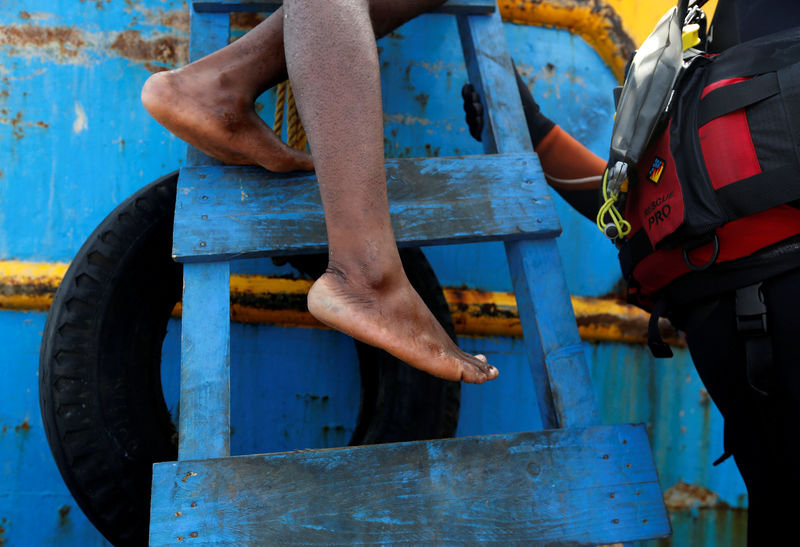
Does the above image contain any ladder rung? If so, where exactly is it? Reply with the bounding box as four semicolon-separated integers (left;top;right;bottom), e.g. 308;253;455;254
172;153;559;263
150;424;670;545
192;0;496;15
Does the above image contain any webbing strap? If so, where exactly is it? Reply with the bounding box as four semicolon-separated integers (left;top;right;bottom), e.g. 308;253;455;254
618;229;653;279
697;72;780;127
705;28;800;82
778;62;800;165
715;165;800;221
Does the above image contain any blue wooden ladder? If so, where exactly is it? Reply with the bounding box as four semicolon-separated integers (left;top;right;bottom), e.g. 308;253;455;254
149;1;671;544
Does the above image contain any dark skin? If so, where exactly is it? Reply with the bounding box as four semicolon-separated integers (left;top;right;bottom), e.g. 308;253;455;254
141;0;498;384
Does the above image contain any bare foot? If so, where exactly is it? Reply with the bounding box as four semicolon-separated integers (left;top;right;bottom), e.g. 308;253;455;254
307;268;499;384
141;68;313;172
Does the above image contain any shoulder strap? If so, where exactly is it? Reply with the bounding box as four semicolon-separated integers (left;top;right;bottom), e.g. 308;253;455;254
697;72;780;127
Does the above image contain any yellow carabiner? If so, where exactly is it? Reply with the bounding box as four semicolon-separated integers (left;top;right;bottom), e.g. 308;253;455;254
596;169;632;239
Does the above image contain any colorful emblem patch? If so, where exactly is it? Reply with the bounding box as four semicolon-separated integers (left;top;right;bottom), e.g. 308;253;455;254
648;157;665;184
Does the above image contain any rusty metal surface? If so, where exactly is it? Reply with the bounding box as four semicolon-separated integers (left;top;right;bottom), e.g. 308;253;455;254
499;0;635;82
0;260;682;346
0;2;746;545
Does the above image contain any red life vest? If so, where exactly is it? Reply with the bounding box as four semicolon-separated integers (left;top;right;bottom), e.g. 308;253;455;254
618;27;800;310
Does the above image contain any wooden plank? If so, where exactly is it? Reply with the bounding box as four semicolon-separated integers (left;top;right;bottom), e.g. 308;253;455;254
192;0;496;15
506;240;600;428
458;11;600;429
150;424;671;545
180;262;231;460
172;153;559;262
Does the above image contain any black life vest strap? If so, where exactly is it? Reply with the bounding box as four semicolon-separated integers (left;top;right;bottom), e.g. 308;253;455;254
778;61;800;164
715;164;800;220
618;228;653;280
705;28;800;82
697;72;780;127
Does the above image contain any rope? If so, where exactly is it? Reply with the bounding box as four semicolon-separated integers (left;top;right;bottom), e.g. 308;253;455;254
273;81;287;137
273;80;308;152
285;84;308;151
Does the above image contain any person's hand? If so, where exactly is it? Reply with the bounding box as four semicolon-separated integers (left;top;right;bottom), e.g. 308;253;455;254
461;83;483;142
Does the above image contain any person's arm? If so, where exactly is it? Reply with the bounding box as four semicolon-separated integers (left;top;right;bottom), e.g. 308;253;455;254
462;68;606;221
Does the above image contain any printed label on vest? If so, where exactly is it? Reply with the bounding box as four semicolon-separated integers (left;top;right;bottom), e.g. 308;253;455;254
644;190;674;228
625;122;685;247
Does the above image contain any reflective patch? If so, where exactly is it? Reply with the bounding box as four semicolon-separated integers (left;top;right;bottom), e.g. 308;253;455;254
648;156;665;184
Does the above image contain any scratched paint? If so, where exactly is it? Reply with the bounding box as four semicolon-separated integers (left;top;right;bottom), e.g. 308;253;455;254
0;1;745;546
0;259;683;344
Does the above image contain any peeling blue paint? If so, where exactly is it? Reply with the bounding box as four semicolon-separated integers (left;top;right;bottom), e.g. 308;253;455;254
0;3;746;545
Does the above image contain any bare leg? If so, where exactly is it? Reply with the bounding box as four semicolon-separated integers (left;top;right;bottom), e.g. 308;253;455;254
142;0;498;383
141;1;450;172
284;0;497;383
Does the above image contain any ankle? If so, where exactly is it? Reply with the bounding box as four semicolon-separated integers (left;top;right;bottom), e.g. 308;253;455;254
325;257;405;292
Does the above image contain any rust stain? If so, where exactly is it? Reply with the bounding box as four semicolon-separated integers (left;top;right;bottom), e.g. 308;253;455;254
109;30;188;68
231;13;267;33
181;471;198;483
0;111;24;139
0;23;188;70
0;275;58;303
0;260;682;346
81;0;109;10
127;4;191;34
14;419;31;433
58;505;70;526
157;11;191;34
664;481;728;511
0;24;86;59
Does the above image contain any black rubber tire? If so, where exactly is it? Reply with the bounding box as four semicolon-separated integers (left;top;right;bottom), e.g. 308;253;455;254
39;172;460;546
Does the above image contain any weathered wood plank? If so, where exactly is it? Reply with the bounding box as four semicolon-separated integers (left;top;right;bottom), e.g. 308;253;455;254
458;11;600;429
192;0;496;15
180;263;231;460
173;153;559;262
150;424;670;545
507;240;601;428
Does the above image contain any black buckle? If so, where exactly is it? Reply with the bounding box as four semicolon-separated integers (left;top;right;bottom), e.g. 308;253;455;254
735;282;767;335
736;283;772;396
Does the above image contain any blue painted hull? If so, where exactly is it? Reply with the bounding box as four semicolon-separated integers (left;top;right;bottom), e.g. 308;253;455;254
0;2;746;545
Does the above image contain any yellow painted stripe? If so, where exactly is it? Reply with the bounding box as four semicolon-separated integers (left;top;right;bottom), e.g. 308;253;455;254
0;260;681;346
500;0;718;82
0;260;69;311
